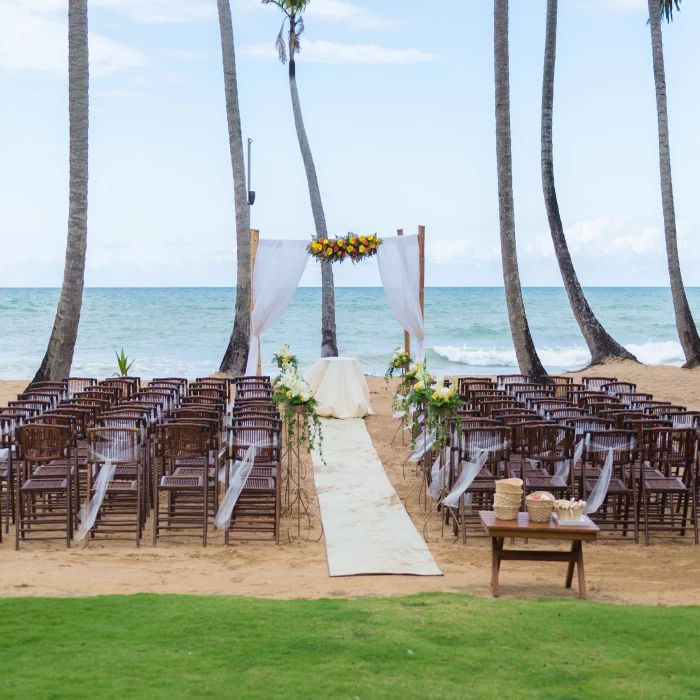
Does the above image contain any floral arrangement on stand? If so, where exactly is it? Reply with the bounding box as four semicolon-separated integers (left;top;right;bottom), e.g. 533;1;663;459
272;344;299;370
307;233;382;264
273;367;323;459
425;381;465;452
384;346;412;384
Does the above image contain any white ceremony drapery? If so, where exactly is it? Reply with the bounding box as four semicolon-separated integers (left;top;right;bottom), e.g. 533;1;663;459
377;235;425;360
245;239;309;376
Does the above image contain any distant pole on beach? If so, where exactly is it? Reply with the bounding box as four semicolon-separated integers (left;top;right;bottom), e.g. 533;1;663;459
418;224;425;324
397;229;411;357
250;228;260;375
247;138;255;211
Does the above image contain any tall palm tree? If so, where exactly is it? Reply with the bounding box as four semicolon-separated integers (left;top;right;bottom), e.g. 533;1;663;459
263;0;338;358
494;0;546;379
217;0;251;376
647;0;700;368
33;0;89;384
541;0;637;365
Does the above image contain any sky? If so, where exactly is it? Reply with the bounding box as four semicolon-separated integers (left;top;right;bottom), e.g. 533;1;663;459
0;0;698;288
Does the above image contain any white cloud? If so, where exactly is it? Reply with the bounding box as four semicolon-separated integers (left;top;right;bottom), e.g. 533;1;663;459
0;1;146;77
565;0;647;12
613;226;663;254
527;234;555;260
428;237;500;265
307;0;395;30
241;40;439;65
159;48;207;61
92;0;215;23
565;215;628;252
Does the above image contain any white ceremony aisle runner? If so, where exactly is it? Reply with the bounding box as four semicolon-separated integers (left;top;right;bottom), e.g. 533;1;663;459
311;418;442;577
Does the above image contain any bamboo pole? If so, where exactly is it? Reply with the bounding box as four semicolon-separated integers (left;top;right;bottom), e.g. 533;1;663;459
397;229;411;357
250;229;261;376
418;225;425;320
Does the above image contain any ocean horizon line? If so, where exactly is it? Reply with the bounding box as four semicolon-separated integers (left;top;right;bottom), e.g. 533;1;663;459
0;285;693;291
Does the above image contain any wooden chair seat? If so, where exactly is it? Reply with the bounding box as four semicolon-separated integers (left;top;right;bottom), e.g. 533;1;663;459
22;478;68;491
159;475;203;489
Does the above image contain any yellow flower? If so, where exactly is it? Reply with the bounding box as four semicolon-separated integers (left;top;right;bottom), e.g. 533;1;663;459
359;245;365;253
360;236;366;243
367;234;374;240
348;245;354;252
432;391;439;400
287;390;292;398
326;249;333;256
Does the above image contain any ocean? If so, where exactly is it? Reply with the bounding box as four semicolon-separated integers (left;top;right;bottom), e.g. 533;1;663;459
0;287;696;380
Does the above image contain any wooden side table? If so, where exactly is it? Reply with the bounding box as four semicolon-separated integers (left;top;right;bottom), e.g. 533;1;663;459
479;511;599;599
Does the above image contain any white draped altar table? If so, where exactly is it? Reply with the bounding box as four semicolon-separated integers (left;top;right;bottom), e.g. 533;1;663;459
305;357;374;419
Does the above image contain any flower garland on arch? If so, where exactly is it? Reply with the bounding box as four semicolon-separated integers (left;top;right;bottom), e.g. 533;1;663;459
307;233;382;264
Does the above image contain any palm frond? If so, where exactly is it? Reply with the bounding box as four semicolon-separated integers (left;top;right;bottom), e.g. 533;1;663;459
660;0;681;23
293;15;304;54
276;22;288;63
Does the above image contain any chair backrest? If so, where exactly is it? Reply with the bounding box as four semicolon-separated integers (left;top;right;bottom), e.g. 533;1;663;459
546;407;587;421
581;376;617;390
18;424;68;463
643;427;697;467
228;423;280;463
661;411;700;429
522;424;574;460
460;426;511;465
159;423;211;460
87;427;141;465
565;417;614;436
582;429;636;467
65;377;98;396
601;381;636;395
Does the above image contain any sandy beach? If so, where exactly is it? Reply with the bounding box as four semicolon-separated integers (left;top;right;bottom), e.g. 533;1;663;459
1;362;700;605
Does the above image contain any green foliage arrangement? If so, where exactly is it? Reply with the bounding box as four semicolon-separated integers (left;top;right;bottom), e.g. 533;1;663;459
114;348;134;377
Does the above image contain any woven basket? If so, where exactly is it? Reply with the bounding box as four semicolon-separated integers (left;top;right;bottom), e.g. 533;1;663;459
494;493;522;508
493;504;520;521
497;478;523;494
525;498;554;523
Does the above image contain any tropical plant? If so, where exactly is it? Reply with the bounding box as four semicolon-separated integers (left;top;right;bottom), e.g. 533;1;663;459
263;0;339;359
114;348;134;377
646;0;700;368
32;0;89;384
493;0;547;381
540;0;637;366
217;0;252;376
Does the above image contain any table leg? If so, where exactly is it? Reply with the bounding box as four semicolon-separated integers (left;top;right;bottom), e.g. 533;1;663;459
575;541;587;599
565;541;576;589
491;536;500;597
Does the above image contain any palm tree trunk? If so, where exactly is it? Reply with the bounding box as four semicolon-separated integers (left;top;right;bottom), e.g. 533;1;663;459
217;0;252;376
541;0;637;366
494;0;546;380
288;57;338;358
647;0;700;368
32;0;89;384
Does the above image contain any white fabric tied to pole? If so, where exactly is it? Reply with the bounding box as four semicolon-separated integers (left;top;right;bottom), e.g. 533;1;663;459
245;239;310;376
551;439;585;488
408;428;436;462
377;235;425;360
214;444;258;530
441;440;510;509
75;446;137;542
583;436;633;515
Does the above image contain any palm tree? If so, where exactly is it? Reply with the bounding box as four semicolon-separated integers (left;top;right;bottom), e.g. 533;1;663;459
647;0;700;368
541;0;637;365
494;0;546;379
33;0;89;384
217;0;252;376
263;0;338;358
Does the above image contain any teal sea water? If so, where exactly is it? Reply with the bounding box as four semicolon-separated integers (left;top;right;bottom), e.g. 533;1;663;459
0;288;696;380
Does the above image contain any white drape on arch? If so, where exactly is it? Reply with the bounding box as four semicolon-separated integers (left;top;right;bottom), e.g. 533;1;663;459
376;234;425;360
245;239;309;376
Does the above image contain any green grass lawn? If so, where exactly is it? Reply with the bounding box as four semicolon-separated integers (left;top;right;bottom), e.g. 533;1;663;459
0;593;698;699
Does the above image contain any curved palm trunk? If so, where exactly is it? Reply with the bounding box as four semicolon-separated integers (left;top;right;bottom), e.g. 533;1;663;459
541;0;637;366
33;0;89;384
217;0;251;376
494;0;546;380
647;0;700;368
289;57;338;358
